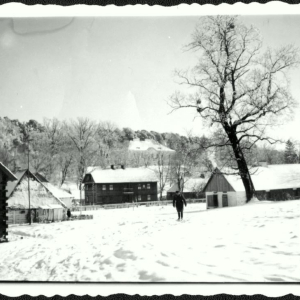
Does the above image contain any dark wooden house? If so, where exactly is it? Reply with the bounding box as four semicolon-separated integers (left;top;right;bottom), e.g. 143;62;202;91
0;162;17;242
82;166;158;205
203;164;300;209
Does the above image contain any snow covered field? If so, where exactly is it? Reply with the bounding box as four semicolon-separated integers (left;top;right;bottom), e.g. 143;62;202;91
1;200;299;282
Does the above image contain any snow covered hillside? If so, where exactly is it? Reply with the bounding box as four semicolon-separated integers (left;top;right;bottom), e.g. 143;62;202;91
1;200;299;282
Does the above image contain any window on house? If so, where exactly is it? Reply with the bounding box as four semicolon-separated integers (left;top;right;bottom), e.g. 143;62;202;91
147;183;151;189
138;195;141;201
143;184;146;189
102;185;106;191
138;184;141;190
109;184;113;190
147;195;151;201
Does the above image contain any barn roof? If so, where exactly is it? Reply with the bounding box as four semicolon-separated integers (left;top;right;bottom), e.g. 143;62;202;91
34;173;49;183
0;162;17;181
42;182;74;200
128;139;175;152
207;164;300;192
34;173;74;200
167;178;208;193
7;169;67;209
84;167;158;184
6;171;26;197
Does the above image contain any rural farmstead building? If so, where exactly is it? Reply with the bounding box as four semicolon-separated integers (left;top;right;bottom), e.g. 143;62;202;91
83;166;158;205
6;169;67;224
203;164;300;209
128;138;176;155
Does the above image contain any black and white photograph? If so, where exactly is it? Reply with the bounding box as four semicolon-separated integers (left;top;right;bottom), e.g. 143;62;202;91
0;3;300;288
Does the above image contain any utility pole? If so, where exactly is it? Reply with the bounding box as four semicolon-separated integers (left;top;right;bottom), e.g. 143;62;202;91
27;139;31;225
79;178;82;216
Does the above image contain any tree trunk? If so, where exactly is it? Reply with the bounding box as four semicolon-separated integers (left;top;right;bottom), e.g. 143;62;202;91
223;124;255;202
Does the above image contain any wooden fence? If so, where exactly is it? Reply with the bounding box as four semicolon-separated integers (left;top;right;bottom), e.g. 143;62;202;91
71;198;206;212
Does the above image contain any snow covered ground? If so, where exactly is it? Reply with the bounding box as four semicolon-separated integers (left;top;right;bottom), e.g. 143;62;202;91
0;200;299;282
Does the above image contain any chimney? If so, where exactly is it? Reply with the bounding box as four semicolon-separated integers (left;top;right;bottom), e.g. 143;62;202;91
111;165;115;170
121;165;125;170
258;161;268;167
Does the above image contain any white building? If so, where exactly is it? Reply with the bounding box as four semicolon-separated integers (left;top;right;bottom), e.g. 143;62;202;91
203;164;300;209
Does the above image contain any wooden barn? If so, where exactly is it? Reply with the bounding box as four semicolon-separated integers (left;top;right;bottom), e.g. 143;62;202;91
6;169;67;224
83;165;158;205
167;178;207;200
203;164;300;209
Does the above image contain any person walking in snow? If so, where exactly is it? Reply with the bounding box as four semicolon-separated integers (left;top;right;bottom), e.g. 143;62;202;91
67;209;71;219
173;190;187;221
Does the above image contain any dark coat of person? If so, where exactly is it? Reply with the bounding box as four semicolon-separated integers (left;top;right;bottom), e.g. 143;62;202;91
67;209;71;218
173;193;187;211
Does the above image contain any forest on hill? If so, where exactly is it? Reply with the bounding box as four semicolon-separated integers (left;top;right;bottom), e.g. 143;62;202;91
0;116;295;188
0;117;208;186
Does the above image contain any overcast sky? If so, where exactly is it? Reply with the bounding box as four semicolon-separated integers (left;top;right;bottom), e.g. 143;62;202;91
1;15;300;141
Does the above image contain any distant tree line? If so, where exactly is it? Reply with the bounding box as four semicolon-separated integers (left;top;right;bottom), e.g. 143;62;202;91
0;117;207;189
0;116;297;193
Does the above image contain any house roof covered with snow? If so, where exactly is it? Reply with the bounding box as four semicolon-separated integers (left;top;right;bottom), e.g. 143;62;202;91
128;139;175;153
7;170;66;209
0;162;17;181
34;173;74;200
84;167;158;184
42;182;74;200
6;171;27;197
206;164;300;192
168;178;208;193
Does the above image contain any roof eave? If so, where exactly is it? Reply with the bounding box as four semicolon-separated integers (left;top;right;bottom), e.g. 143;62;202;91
0;162;17;181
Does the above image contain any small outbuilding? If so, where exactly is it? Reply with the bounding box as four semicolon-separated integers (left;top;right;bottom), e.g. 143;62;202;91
203;164;300;209
6;169;67;224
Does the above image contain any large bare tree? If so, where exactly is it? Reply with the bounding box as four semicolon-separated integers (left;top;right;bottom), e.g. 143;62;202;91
170;135;201;193
169;16;299;201
149;152;172;200
66;118;97;186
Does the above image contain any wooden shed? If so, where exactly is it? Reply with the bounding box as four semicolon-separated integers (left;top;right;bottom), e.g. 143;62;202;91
203;164;300;209
6;169;66;224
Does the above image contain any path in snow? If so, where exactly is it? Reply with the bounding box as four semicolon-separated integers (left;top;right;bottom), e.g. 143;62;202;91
0;201;299;282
